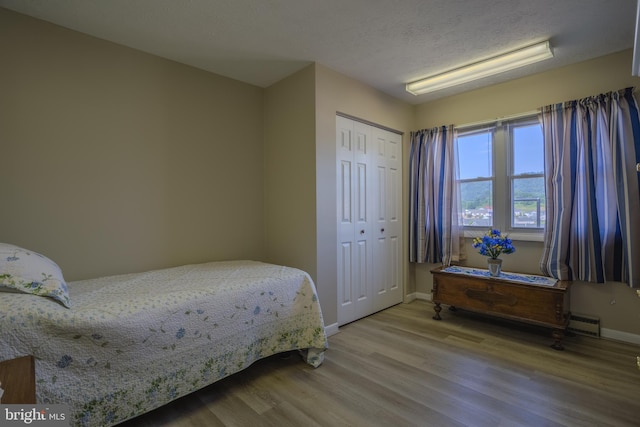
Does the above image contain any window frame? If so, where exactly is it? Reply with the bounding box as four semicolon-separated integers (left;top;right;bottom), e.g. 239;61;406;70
506;116;546;235
457;114;544;241
457;126;496;230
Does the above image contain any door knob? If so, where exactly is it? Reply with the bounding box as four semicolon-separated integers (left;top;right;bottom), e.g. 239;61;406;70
381;228;385;233
360;230;365;235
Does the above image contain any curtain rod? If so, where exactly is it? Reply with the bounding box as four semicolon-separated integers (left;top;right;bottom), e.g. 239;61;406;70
456;109;539;130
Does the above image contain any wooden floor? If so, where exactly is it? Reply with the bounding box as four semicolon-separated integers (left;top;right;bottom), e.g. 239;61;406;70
120;300;640;427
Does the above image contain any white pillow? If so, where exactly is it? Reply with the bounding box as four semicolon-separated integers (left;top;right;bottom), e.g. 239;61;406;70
0;243;71;308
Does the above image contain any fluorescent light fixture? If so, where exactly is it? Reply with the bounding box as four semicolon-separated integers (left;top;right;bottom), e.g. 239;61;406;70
406;41;553;95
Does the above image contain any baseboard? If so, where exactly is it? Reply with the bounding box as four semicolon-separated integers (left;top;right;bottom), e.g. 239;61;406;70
404;292;417;303
414;292;432;301
324;322;340;337
404;292;432;303
601;328;640;345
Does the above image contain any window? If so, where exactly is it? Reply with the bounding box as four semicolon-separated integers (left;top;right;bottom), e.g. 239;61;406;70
458;129;494;227
510;122;545;229
456;115;545;238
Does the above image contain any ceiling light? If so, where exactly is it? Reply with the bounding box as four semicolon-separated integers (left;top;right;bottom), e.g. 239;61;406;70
406;41;553;96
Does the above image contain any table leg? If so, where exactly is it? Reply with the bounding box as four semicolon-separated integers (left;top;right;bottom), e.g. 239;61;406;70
551;328;565;351
433;302;442;320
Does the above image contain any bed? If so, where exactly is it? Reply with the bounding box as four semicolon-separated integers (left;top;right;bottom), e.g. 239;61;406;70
0;243;328;426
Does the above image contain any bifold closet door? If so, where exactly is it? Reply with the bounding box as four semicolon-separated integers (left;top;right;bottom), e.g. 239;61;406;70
371;127;402;312
336;116;402;326
337;116;373;325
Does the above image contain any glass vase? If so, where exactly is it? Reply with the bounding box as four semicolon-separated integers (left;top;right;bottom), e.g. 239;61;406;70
487;258;502;277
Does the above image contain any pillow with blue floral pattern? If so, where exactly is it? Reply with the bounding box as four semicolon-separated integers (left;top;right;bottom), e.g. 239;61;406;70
0;243;71;308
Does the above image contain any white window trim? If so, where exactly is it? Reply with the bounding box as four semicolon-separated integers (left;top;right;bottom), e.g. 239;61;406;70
463;229;544;242
457;114;544;242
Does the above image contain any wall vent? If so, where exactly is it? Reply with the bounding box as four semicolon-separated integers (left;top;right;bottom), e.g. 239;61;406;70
568;313;600;337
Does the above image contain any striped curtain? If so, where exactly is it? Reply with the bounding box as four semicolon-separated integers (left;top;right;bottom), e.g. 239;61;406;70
540;88;640;287
409;125;464;264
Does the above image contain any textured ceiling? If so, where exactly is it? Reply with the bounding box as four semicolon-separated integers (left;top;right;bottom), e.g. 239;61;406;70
0;0;636;104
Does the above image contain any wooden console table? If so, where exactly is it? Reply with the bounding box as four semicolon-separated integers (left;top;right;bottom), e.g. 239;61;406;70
430;266;571;350
0;355;36;404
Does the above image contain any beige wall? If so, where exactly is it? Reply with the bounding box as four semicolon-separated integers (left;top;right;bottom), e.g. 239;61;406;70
263;65;317;279
3;6;638;341
315;64;415;326
414;50;640;340
264;63;416;328
0;8;266;280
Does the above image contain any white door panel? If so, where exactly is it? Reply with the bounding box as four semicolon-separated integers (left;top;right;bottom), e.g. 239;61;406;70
372;127;403;312
339;241;353;306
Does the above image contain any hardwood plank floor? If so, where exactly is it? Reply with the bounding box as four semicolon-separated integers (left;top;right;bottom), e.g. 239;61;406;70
119;301;640;427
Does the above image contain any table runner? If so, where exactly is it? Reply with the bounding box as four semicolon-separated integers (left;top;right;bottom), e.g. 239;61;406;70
442;265;558;286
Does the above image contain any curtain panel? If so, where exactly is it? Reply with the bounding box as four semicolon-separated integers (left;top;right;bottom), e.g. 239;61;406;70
539;88;640;287
409;125;464;265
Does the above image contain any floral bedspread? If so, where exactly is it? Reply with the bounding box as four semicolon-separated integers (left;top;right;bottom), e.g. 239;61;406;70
0;260;328;426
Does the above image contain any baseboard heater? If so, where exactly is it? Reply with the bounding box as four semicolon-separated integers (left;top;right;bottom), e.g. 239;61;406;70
568;313;601;337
